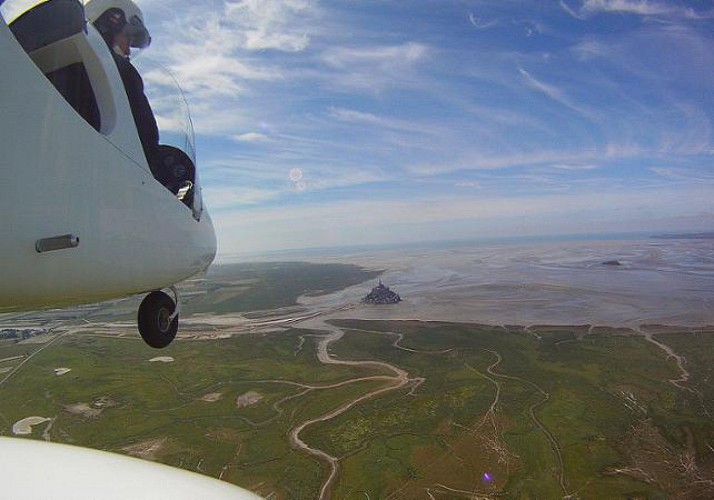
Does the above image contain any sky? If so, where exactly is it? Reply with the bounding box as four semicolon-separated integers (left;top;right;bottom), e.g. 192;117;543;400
7;0;714;257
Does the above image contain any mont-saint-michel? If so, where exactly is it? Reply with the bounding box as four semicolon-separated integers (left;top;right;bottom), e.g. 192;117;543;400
1;237;713;500
362;280;401;304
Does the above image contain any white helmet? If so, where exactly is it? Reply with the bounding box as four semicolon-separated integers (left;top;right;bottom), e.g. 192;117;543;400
85;0;151;48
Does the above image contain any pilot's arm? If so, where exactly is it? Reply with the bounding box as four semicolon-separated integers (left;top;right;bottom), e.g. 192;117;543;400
113;53;159;171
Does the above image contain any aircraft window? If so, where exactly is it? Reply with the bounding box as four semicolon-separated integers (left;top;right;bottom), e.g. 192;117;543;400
133;57;203;219
135;58;197;165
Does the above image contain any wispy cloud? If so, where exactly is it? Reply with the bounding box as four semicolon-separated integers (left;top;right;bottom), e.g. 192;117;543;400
649;166;714;182
224;0;315;51
570;40;609;61
583;0;674;16
561;0;712;20
468;12;499;30
123;0;714;253
403;144;654;177
455;180;483;189
321;42;427;68
135;0;322;135
550;163;600;171
559;1;585;19
318;42;429;92
518;67;594;118
328;107;381;125
327;107;447;139
233;132;270;142
518;68;567;103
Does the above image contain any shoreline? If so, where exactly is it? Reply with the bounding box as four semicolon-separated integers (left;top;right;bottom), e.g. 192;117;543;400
295;298;714;333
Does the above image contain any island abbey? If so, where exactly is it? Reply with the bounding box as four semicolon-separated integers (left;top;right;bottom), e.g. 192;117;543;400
363;280;401;304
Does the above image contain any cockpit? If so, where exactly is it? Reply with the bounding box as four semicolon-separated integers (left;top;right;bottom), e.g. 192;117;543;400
1;0;204;221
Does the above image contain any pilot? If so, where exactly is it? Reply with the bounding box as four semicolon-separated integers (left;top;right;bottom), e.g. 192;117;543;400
85;0;159;172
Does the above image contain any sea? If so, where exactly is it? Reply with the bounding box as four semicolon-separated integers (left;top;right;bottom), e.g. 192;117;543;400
283;233;714;328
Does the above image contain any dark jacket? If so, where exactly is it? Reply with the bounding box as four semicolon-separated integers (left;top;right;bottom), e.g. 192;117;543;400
112;52;159;170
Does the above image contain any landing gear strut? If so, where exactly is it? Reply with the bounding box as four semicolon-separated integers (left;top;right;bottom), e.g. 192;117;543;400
137;288;179;348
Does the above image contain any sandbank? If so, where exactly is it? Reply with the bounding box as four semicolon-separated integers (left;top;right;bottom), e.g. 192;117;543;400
149;356;174;363
12;416;51;435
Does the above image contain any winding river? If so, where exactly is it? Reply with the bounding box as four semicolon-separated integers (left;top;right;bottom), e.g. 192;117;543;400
288;319;411;500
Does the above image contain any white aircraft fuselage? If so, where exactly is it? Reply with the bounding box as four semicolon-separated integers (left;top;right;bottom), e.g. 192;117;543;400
0;3;216;314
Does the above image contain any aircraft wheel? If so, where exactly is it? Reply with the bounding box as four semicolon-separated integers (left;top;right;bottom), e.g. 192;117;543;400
138;291;178;348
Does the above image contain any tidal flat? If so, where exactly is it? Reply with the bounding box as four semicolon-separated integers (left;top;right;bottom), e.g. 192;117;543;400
297;237;714;327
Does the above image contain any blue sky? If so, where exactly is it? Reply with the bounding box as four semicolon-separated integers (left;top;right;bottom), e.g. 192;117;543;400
46;1;714;255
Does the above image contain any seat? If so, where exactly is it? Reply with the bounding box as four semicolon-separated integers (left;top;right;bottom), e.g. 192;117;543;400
44;62;101;131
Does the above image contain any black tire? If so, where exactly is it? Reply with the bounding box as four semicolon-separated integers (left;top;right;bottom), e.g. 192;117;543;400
137;291;178;348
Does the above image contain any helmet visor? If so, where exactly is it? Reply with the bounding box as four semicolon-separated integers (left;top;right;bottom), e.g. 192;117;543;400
126;14;151;48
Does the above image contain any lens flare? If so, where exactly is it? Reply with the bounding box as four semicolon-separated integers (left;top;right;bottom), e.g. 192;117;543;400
482;471;493;483
289;168;303;182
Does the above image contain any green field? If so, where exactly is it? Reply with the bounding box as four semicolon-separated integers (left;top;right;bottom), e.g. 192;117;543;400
1;322;711;499
0;262;712;499
320;321;714;499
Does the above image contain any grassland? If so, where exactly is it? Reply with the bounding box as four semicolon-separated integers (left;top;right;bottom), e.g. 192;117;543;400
1;320;711;499
0;261;712;499
311;321;714;499
0;331;386;499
